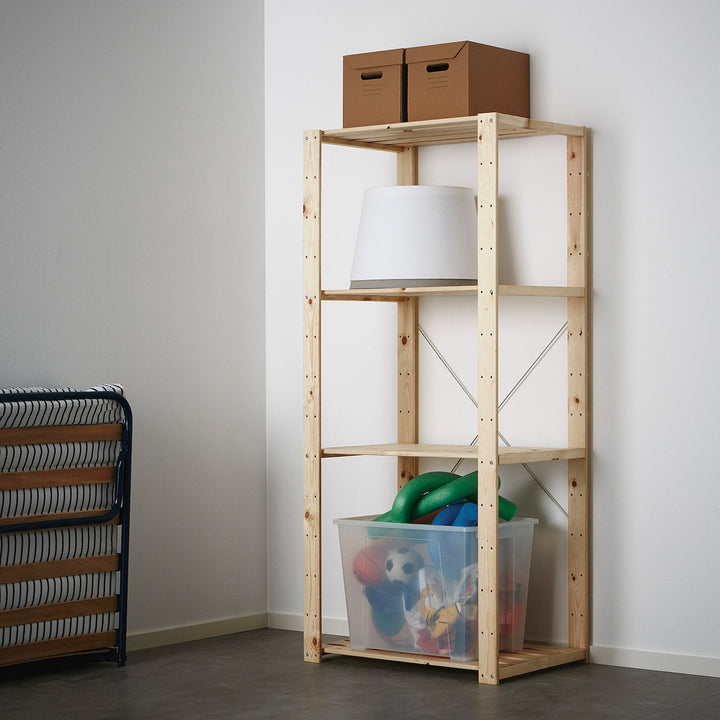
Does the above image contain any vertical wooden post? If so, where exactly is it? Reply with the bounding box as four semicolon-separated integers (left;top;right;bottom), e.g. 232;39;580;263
567;130;590;658
396;147;419;490
303;130;322;662
476;114;500;684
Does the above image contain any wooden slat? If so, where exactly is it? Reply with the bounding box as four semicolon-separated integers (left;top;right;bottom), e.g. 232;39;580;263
567;131;590;657
476;112;500;685
323;286;477;300
0;554;119;584
0;631;117;667
302;129;323;663
0;465;115;490
320;134;406;153
499;645;587;679
0;424;123;447
322;639;586;678
321;115;585;150
0;508;119;528
321;443;585;463
396;146;419;490
397;297;419;488
499;446;586;464
498;285;584;297
323;117;480;147
322;285;582;300
322;639;479;670
1;515;121;535
0;596;118;628
323;443;475;458
495;114;586;138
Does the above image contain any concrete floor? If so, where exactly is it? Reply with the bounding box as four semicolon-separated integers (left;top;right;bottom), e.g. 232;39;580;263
2;629;719;720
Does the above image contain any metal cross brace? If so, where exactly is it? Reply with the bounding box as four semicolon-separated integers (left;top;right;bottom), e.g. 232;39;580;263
418;322;569;518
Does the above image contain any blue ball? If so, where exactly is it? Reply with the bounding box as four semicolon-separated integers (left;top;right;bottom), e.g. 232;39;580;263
453;502;478;526
432;501;465;526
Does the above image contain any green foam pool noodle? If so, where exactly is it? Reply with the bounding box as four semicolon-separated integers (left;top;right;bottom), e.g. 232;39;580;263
411;471;479;518
498;495;517;521
373;471;458;524
373;470;517;524
412;471;517;522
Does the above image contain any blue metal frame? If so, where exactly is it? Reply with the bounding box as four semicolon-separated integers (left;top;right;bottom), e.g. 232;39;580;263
0;390;132;666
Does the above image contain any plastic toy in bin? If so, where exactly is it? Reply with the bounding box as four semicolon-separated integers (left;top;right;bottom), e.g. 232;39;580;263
372;470;517;526
351;545;386;586
404;566;477;657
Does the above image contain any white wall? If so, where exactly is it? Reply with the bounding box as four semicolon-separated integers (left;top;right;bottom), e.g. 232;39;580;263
0;0;267;638
265;0;720;675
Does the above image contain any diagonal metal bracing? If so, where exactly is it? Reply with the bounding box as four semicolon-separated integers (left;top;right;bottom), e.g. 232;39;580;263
418;322;569;518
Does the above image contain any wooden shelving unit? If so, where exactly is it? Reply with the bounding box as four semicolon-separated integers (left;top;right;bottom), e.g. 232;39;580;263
302;113;589;684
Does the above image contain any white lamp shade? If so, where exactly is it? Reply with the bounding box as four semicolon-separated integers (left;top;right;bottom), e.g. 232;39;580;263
350;185;478;289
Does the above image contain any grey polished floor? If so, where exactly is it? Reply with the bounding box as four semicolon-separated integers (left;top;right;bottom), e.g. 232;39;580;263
2;629;719;720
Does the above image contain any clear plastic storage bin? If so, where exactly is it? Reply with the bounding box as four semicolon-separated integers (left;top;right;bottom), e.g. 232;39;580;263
335;516;538;661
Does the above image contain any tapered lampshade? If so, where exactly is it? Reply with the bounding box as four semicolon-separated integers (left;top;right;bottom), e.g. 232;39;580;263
350;185;477;289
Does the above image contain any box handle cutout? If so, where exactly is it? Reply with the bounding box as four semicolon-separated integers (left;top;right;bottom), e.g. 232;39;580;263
427;63;450;73
361;70;383;80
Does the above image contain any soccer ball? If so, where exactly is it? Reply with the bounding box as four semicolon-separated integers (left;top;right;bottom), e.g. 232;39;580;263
385;547;423;586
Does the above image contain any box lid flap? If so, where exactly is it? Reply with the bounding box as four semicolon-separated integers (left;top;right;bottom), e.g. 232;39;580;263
344;48;405;70
406;41;468;64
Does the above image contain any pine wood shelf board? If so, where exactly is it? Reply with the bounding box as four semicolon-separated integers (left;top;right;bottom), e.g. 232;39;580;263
322;285;584;300
323;639;586;679
499;644;587;679
499;285;584;298
321;114;585;150
321;443;585;463
322;639;478;670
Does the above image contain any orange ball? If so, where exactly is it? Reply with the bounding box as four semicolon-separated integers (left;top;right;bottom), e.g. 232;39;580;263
352;545;386;586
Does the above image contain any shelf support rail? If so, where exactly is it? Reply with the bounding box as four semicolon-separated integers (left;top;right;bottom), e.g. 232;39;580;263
476;113;500;684
302;131;323;662
567;131;590;657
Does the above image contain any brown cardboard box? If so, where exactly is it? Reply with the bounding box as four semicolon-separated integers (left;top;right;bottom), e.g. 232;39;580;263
343;48;406;128
406;41;529;121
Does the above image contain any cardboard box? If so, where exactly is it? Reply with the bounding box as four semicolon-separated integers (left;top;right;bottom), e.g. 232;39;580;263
335;516;538;659
406;41;529;121
343;48;406;128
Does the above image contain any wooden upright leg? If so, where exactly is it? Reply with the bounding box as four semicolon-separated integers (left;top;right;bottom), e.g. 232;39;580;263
567;131;590;658
397;147;419;490
476;114;500;684
397;297;418;488
303;130;322;662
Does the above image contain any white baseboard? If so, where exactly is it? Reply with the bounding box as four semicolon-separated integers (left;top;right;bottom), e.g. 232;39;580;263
268;614;720;679
127;613;268;652
268;612;348;636
590;645;720;678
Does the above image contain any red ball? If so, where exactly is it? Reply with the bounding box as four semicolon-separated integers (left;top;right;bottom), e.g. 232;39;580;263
352;546;386;586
